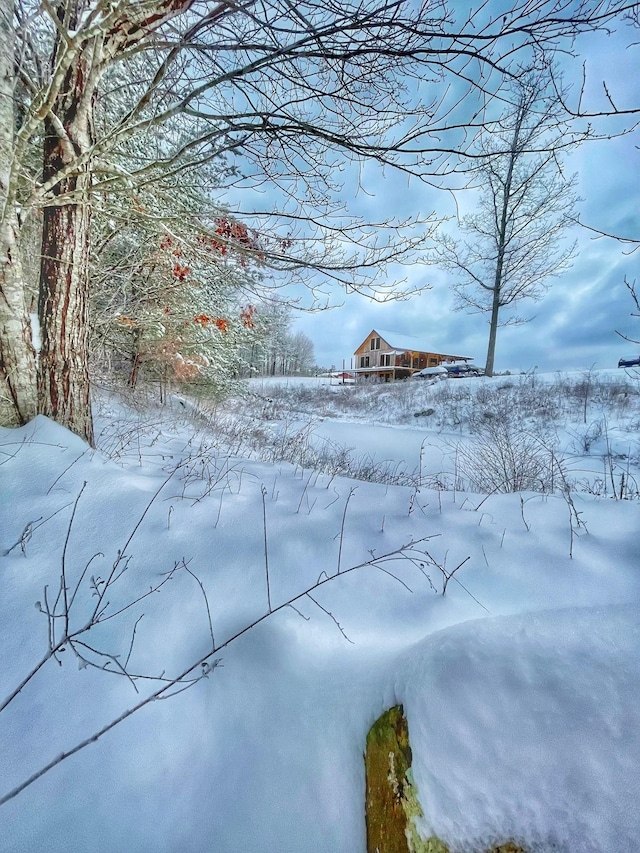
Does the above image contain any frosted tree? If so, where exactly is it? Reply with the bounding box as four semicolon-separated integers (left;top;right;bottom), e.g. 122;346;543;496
286;331;316;376
434;74;580;376
89;150;262;397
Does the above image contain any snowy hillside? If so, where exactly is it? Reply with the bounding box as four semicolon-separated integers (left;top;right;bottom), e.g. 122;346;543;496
1;371;639;852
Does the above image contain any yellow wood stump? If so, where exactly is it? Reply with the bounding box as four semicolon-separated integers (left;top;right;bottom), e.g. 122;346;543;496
364;705;527;853
365;705;414;853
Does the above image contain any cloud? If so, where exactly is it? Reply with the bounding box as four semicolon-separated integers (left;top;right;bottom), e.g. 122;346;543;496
297;232;638;372
288;21;639;374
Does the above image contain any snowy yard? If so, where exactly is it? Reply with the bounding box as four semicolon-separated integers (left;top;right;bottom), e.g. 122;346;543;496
1;370;639;852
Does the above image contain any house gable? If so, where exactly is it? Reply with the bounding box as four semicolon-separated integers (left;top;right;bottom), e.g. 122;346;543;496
353;328;472;378
354;330;389;357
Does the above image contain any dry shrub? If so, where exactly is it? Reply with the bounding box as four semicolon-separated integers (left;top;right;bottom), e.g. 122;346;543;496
456;420;557;493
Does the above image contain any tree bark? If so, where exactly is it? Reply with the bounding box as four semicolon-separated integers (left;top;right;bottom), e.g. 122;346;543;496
36;2;95;444
484;105;523;378
38;173;94;444
484;284;502;378
0;0;37;428
0;216;37;428
36;0;196;444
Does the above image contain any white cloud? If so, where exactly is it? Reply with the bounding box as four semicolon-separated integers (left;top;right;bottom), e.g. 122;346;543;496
286;21;639;373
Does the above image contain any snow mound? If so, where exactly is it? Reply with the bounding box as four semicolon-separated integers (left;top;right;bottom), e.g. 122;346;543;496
399;604;640;852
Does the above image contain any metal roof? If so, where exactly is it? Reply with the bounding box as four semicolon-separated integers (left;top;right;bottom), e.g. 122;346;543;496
371;329;426;351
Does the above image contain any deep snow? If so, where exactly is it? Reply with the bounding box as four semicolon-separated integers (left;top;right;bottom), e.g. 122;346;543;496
1;373;639;852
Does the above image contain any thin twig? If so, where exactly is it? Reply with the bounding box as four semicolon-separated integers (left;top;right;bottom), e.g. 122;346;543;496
181;560;215;648
261;484;271;612
46;450;88;494
336;487;356;574
306;594;354;644
519;495;530;531
72;640;139;693
372;564;413;593
90;466;182;623
124;615;144;670
60;483;88;638
442;556;470;595
2;518;42;556
289;604;310;621
69;552;104;610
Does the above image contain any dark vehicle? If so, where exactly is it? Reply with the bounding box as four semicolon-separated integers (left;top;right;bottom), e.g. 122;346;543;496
618;356;640;368
444;364;483;377
444;364;467;377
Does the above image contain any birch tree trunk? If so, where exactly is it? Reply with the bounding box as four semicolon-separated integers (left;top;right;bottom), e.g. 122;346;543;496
0;0;37;428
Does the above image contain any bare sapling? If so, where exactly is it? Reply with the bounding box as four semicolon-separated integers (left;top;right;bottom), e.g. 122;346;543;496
1;467;214;727
2;521;480;808
336;487;357;574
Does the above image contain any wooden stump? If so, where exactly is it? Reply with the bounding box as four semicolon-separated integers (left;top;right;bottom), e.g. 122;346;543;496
364;704;416;853
364;705;528;853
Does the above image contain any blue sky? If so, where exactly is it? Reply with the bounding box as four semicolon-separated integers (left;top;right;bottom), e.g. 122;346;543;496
289;18;639;374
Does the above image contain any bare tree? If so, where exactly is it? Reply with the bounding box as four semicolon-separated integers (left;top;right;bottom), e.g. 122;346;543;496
616;277;640;348
287;331;316;375
434;73;580;376
1;0;637;438
551;8;639;252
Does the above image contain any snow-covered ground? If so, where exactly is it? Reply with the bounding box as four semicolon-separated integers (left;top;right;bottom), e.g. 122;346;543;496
243;370;640;495
1;371;639;852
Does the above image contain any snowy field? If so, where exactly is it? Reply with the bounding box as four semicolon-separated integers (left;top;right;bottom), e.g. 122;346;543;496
242;370;640;495
1;370;639;852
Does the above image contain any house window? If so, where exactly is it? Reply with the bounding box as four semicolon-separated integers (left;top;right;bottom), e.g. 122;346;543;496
429;358;438;366
412;357;419;368
370;337;380;350
380;353;392;366
360;356;370;368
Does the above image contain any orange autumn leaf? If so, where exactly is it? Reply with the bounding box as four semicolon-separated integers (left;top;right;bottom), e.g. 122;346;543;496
193;314;229;332
117;315;138;328
240;304;256;328
193;314;212;326
173;264;190;281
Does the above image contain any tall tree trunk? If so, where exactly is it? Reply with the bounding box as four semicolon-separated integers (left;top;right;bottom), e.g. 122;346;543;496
484;285;501;378
38;170;94;444
35;0;195;444
0;0;37;427
37;3;95;444
484;107;523;378
0;216;37;428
